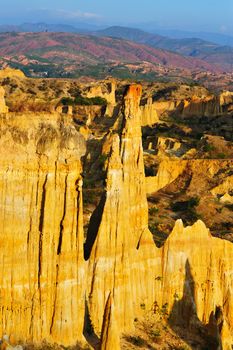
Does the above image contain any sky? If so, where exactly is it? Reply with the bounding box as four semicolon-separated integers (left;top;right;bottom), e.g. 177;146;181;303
1;0;233;35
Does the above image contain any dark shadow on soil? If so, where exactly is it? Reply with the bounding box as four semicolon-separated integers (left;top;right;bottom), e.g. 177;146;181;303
169;260;223;350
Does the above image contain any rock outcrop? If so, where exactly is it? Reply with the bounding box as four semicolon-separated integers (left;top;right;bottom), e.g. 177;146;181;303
211;175;233;196
154;100;180;118
146;159;232;194
140;97;159;126
140;90;233;125
146;159;188;193
181;95;222;117
220;193;233;204
85;80;116;116
156;136;183;158
173;92;233;118
220;91;233;111
0;68;25;79
87;119;233;347
153;220;233;349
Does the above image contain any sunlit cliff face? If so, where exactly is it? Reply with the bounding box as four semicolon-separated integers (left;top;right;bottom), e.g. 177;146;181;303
0;78;232;349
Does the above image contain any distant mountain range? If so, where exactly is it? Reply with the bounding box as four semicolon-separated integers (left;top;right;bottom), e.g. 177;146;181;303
0;23;232;72
1;22;233;47
0;22;88;33
0;31;216;70
96;26;233;71
143;28;233;47
0;29;232;85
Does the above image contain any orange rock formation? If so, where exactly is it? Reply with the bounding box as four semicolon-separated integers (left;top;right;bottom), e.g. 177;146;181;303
85;84;155;334
0;84;233;349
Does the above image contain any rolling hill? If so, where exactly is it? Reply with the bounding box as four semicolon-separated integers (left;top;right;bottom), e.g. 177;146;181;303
0;31;225;80
0;31;214;69
97;26;233;71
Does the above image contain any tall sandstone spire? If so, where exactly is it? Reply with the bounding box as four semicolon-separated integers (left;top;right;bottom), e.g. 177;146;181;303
86;85;157;334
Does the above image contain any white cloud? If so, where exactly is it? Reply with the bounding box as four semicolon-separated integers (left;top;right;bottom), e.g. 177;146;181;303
59;9;100;20
37;8;101;20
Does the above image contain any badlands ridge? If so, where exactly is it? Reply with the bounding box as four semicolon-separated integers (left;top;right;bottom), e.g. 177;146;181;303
0;69;232;349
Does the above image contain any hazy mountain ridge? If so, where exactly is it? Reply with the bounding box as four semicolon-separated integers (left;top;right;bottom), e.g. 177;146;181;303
0;22;101;33
1;22;233;47
97;26;233;70
149;28;233;47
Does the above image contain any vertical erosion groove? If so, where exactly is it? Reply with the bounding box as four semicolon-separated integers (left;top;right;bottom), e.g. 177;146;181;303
50;263;59;335
38;174;48;289
57;175;68;255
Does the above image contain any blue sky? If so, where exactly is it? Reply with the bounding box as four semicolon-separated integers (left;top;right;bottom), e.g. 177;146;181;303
1;0;233;34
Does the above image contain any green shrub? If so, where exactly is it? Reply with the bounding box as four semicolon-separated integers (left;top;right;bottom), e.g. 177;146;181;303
74;95;107;106
90;96;107;105
171;196;200;212
140;303;146;310
149;223;158;235
188;196;200;208
153;301;169;319
61;95;107;106
203;143;216;152
160;303;169;317
126;336;146;347
61;97;74;106
149;207;159;215
216;153;227;159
